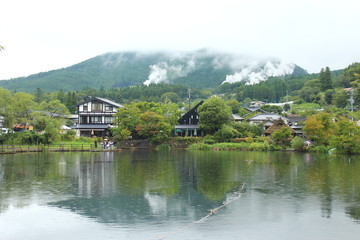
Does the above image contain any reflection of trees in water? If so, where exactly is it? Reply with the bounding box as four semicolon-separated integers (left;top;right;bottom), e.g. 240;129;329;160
1;151;360;224
346;206;360;223
305;154;360;222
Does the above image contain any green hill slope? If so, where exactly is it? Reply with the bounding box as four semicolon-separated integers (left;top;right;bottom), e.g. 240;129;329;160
0;49;308;92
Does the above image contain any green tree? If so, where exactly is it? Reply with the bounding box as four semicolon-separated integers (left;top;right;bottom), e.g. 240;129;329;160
43;118;61;143
291;136;306;151
338;63;360;87
112;103;141;141
330;117;360;154
303;112;336;146
112;101;180;141
324;89;335;105
226;99;241;114
332;89;348;108
319;67;333;91
198;97;233;134
34;88;45;103
349;72;360;107
38;100;70;117
135;111;173;142
214;124;239;142
0;87;15;127
271;126;293;146
12;92;37;125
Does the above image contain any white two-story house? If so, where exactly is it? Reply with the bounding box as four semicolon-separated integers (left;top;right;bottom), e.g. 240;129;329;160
72;97;123;137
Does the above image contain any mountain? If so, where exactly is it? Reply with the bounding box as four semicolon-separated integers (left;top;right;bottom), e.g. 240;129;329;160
0;49;308;92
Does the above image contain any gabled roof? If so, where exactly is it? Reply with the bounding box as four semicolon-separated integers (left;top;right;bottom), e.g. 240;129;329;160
286;116;306;123
245;107;267;113
248;113;283;121
179;101;204;123
76;97;124;108
264;119;295;135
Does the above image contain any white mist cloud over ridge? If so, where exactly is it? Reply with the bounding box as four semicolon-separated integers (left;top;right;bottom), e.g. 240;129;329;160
142;50;297;86
223;60;295;85
143;63;169;86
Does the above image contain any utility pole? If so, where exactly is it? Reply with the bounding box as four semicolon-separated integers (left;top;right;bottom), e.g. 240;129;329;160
188;88;191;110
350;88;354;122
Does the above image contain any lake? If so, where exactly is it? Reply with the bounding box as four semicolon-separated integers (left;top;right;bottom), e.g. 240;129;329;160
1;150;360;240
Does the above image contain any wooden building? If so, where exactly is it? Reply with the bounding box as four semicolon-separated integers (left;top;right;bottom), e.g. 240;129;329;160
72;97;123;137
174;101;204;137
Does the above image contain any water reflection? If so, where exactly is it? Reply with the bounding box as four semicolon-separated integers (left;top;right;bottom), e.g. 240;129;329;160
1;151;360;226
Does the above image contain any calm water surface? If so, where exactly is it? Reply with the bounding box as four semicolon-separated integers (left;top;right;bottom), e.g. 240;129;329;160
1;150;360;240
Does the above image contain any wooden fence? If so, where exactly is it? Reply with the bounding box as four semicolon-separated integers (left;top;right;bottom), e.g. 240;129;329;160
0;144;118;154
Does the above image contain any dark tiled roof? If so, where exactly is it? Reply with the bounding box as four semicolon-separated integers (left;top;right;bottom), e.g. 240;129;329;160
76;97;123;108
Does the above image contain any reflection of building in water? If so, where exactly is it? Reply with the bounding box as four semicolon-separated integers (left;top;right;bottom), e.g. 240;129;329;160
144;192;167;215
70;152;117;197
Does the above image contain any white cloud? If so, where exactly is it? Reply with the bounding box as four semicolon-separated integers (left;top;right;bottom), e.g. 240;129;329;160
223;61;295;85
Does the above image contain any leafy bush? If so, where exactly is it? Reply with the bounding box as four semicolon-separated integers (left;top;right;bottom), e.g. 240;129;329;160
255;136;271;143
213;124;239;142
188;143;212;150
291;136;307;151
61;130;76;141
5;131;46;145
203;135;216;144
311;145;329;153
248;142;270;151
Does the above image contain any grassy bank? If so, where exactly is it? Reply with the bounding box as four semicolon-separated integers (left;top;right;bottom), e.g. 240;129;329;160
188;142;280;151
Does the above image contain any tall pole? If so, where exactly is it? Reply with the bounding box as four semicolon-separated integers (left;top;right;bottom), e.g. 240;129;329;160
188;88;191;110
350;88;354;122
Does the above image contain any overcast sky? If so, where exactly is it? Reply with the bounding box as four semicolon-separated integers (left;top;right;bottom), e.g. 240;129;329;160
1;0;359;80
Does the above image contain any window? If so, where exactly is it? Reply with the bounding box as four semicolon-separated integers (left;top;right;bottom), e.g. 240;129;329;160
105;104;113;112
89;116;102;123
92;102;103;111
80;116;88;124
83;103;88;112
104;116;114;123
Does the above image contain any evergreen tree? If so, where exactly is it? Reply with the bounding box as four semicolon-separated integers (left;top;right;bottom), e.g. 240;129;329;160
34;88;45;103
319;67;332;91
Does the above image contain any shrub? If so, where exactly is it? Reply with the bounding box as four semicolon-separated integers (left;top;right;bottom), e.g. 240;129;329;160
248;142;270;151
255;136;271;143
244;137;254;143
203;135;216;144
291;136;307;152
61;130;76;141
214;124;239;142
188;143;212;150
231;138;247;143
311;145;329;153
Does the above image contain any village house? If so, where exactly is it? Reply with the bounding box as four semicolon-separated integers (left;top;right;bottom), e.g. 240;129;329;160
248;113;306;137
247;113;284;129
174;101;204;137
263;119;296;136
72;97;123;137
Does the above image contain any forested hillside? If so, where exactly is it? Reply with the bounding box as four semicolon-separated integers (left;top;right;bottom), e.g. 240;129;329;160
0;49;307;92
